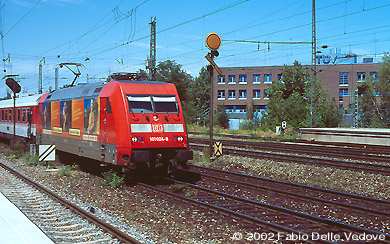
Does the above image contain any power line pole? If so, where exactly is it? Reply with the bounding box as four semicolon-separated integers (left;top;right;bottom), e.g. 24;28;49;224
147;17;156;80
310;0;316;127
39;61;42;94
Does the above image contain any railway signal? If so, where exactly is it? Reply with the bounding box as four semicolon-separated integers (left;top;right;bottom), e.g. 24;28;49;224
4;75;21;149
205;32;222;159
5;77;21;94
205;32;221;51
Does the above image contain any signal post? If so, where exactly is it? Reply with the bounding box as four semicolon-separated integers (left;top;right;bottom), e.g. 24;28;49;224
205;33;222;159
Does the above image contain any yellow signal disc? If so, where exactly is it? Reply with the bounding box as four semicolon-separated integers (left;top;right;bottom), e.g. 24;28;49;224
205;32;221;51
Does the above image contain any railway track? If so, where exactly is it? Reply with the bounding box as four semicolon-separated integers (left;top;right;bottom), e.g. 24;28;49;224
139;176;390;244
189;131;390;155
189;137;390;163
190;143;390;176
0;162;143;244
187;164;390;232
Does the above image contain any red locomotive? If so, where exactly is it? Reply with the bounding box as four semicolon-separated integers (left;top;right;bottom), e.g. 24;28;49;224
0;73;193;176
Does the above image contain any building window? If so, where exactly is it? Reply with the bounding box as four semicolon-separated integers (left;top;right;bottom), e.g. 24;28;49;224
264;89;269;99
228;90;236;99
228;75;236;84
225;105;234;113
370;72;378;81
236;105;246;113
264;74;272;83
278;73;283;81
253;89;261;99
239;90;247;99
239;74;247;84
357;72;366;82
339;72;348;86
217;90;225;100
255;105;267;113
339;88;348;101
218;75;225;84
253;74;261;83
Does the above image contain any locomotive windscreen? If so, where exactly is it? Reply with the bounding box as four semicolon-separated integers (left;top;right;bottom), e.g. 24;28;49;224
153;96;178;113
127;95;178;113
127;95;153;113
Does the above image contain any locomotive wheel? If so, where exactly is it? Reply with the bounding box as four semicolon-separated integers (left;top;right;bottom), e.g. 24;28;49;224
167;159;177;178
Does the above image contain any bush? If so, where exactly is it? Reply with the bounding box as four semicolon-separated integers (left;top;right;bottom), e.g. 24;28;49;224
102;170;125;188
58;165;72;176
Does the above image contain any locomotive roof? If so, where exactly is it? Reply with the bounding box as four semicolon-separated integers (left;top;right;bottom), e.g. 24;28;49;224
44;82;105;102
43;79;172;102
0;93;42;108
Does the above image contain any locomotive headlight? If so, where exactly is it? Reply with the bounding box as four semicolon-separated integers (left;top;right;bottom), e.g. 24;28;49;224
132;137;144;142
174;136;184;142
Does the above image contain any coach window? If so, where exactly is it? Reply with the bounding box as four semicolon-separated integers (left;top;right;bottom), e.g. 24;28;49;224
1;109;3;121
22;108;26;122
8;109;12;121
17;108;21;122
27;108;31;122
4;109;7;121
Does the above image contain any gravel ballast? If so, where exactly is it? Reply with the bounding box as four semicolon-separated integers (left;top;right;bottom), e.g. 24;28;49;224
1;145;389;243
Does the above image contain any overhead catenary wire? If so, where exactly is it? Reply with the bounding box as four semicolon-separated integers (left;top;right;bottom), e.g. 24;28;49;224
1;0;390;95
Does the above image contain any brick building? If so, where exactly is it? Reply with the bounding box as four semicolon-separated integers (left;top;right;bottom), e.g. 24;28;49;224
213;63;379;128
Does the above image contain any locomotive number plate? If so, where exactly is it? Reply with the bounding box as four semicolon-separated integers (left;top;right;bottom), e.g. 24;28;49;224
150;136;169;142
151;124;164;133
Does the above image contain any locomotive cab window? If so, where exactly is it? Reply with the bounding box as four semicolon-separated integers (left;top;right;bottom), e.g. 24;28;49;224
127;95;153;113
152;96;178;113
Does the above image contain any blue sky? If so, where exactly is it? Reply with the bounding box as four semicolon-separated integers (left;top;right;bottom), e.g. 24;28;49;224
1;0;390;97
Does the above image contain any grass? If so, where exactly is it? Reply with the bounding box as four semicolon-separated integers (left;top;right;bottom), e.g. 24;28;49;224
169;184;198;197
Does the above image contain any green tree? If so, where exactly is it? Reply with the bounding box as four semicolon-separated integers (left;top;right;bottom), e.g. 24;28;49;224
357;80;376;127
156;60;192;102
215;104;229;129
308;78;342;127
262;60;341;129
262;61;310;129
188;66;210;119
376;53;390;127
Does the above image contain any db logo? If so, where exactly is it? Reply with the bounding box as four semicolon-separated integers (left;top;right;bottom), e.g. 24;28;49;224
152;124;163;132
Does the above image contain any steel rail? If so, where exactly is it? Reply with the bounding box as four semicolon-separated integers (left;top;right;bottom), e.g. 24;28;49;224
137;181;335;244
187;164;390;217
161;177;390;243
189;137;390;163
189;131;390;155
190;144;390;175
0;162;143;244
